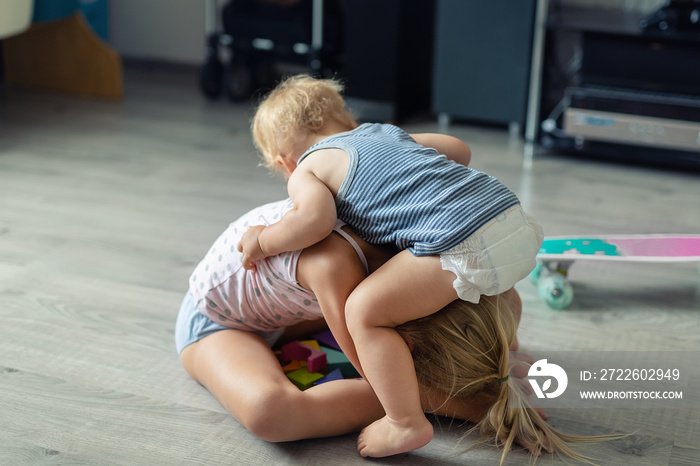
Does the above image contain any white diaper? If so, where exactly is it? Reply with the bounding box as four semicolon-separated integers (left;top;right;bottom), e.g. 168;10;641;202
439;205;544;303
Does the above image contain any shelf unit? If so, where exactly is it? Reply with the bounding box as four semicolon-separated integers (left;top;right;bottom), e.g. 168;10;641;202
529;1;700;166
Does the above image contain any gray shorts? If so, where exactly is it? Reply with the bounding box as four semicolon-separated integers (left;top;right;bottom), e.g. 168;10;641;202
174;291;284;354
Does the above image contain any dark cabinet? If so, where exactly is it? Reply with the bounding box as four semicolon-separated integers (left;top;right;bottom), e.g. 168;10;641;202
339;0;435;122
432;0;537;132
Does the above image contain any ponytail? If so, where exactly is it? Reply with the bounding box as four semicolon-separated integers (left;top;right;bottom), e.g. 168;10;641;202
481;364;603;464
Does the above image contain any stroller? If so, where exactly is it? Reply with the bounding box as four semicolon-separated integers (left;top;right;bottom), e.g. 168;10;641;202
199;0;344;101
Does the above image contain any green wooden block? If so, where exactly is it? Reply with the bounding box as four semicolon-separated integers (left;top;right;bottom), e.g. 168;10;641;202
286;367;324;391
321;346;360;379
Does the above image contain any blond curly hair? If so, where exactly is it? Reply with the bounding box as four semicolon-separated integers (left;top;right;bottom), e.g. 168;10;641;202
251;75;357;175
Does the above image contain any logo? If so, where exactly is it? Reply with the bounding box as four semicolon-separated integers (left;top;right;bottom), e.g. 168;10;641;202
527;359;568;399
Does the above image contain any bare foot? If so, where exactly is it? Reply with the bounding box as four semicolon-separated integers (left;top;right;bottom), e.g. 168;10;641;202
357;415;433;457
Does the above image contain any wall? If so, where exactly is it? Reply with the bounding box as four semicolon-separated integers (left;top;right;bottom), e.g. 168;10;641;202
109;0;223;65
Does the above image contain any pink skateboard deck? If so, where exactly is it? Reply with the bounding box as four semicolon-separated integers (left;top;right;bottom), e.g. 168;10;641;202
537;234;700;263
533;234;700;309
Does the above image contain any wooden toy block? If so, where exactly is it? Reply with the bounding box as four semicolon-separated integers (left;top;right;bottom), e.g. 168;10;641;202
311;330;342;351
314;368;344;386
299;339;321;350
320;346;360;379
281;360;303;373
286;367;324;391
281;341;327;373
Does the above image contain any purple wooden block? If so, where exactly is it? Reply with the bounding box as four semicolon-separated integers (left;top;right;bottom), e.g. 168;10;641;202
311;329;342;352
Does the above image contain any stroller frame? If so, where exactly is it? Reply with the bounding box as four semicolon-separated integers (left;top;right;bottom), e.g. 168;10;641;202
200;0;326;101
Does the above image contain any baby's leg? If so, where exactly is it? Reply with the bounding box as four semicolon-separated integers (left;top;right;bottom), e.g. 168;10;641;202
180;328;383;441
345;250;459;457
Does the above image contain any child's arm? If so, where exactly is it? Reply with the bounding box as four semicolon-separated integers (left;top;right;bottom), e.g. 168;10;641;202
410;133;472;167
296;231;367;379
238;168;337;270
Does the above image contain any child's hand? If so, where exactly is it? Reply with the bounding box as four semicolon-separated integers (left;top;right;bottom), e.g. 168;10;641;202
237;225;268;271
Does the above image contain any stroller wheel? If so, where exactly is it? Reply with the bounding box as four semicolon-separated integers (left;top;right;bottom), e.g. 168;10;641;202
200;56;224;99
224;55;254;102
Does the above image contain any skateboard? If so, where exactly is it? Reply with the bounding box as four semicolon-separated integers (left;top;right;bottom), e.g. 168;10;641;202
530;234;700;309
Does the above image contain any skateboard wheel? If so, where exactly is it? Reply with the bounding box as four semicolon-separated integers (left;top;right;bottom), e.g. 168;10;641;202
538;275;573;310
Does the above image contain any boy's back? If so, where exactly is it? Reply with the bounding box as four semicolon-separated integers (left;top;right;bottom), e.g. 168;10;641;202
298;123;520;255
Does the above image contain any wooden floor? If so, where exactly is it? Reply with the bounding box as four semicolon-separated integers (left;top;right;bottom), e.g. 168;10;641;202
1;65;699;465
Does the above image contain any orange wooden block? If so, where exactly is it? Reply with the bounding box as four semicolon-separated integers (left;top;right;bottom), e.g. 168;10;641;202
281;360;303;374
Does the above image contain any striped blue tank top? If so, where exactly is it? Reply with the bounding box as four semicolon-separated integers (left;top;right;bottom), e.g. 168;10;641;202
297;123;520;255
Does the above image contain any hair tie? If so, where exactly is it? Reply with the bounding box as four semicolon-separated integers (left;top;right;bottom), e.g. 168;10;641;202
498;375;509;383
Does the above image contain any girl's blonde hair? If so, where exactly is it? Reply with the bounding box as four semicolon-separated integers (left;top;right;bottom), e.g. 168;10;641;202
251;74;357;175
398;296;612;464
